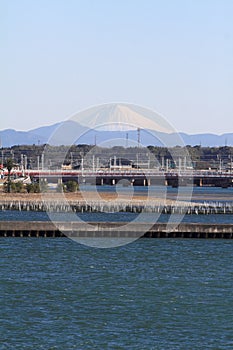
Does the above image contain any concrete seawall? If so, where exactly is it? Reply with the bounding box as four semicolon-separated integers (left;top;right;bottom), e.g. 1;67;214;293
0;221;233;239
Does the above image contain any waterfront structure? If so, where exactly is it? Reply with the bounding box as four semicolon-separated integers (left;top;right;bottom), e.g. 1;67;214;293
0;221;232;239
2;168;232;188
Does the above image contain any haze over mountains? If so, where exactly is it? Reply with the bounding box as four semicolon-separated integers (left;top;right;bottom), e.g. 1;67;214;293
1;104;232;147
1;122;233;148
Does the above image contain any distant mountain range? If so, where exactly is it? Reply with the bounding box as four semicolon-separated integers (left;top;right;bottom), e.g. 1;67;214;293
1;122;233;148
1;104;232;147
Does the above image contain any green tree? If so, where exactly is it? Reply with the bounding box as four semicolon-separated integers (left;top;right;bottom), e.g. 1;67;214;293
11;182;24;193
26;182;40;193
65;180;79;192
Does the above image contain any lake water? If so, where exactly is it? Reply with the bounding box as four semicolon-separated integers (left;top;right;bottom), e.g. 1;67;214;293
1;186;233;349
1;210;233;224
1;238;233;349
89;184;233;203
1;186;233;224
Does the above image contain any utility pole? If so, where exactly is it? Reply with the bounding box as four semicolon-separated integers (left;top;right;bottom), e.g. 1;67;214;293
229;154;232;175
24;155;27;172
109;157;112;170
70;152;73;168
178;157;182;174
1;150;3;168
161;156;164;169
218;155;222;173
21;154;24;175
41;154;44;170
81;155;84;175
37;156;40;170
184;156;187;171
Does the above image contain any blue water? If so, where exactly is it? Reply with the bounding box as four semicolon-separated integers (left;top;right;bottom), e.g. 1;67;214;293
1;210;233;224
1;238;233;349
87;185;233;203
1;186;233;348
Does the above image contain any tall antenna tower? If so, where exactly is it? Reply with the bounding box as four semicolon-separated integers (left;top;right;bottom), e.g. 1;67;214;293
137;128;141;148
126;133;128;148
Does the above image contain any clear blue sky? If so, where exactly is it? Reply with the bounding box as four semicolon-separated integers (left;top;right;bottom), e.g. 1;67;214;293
1;0;233;134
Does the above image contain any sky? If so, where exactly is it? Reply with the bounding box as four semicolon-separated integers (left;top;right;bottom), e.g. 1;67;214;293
1;0;233;134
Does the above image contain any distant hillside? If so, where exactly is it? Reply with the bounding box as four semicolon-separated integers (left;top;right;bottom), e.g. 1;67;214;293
0;122;233;147
0;123;61;147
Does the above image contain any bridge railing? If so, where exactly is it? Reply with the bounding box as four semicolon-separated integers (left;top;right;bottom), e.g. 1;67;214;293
4;168;233;178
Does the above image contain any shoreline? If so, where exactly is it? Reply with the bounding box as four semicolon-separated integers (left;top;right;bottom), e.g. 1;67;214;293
1;191;233;203
1;186;233;205
0;192;188;205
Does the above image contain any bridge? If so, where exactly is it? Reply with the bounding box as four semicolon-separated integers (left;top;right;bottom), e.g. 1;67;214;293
8;169;233;188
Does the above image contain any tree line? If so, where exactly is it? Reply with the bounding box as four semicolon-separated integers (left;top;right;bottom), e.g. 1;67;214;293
1;144;233;171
